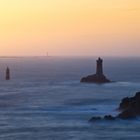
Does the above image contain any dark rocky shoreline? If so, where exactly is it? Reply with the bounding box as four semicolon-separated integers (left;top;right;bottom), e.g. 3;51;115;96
89;91;140;122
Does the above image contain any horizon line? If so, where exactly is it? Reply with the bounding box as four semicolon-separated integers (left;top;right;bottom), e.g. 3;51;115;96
0;55;140;59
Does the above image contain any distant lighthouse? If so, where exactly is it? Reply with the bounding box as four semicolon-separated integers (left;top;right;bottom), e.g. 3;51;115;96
5;67;10;80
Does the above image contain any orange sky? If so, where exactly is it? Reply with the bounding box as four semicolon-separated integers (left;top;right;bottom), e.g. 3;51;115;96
0;0;140;56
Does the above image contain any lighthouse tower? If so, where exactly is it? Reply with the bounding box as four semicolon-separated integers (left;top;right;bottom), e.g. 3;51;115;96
6;67;10;80
96;57;103;76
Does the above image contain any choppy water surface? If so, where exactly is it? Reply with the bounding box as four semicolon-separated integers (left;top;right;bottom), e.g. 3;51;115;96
0;57;140;140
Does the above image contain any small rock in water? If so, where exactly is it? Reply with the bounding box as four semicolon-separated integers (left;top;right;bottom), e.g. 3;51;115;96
89;116;102;122
104;115;116;120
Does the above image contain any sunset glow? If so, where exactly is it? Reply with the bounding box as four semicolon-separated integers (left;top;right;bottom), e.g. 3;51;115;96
0;0;140;56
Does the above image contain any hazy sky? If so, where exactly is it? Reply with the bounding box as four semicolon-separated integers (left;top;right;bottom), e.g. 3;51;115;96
0;0;140;56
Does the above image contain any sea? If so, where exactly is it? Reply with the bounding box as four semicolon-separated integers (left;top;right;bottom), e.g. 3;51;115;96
0;56;140;140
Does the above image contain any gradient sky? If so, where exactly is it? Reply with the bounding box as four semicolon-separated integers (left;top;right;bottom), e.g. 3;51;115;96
0;0;140;56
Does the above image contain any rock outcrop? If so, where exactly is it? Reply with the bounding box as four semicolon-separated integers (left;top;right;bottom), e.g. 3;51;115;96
81;58;111;84
89;91;140;122
117;91;140;119
81;74;110;83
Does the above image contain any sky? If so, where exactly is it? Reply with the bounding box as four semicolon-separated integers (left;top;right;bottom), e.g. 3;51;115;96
0;0;140;57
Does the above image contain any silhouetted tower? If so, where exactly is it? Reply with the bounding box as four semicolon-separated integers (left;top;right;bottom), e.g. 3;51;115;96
6;67;10;80
96;57;103;76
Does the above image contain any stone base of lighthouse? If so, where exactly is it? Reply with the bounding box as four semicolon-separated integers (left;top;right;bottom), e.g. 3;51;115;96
81;73;111;83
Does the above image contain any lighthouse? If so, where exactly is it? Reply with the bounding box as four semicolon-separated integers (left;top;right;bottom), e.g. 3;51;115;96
81;57;111;83
5;67;10;80
96;57;103;76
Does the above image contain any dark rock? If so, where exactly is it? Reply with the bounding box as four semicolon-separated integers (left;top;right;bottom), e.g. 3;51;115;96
81;74;110;83
89;116;102;122
117;92;140;119
135;92;140;99
117;109;137;119
119;97;131;110
104;115;116;120
89;115;116;122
